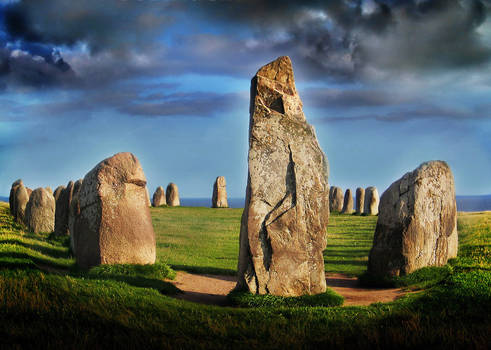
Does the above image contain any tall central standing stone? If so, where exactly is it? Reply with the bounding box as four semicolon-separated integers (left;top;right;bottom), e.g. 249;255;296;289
237;56;330;296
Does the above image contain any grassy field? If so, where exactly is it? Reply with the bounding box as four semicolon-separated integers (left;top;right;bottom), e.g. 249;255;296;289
152;207;377;276
0;202;490;349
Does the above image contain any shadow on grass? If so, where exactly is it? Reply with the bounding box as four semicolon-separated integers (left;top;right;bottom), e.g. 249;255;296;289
171;264;237;276
0;252;71;270
81;274;181;295
0;239;69;259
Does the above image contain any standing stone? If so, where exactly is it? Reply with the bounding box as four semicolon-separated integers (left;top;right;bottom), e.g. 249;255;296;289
69;179;83;254
212;176;228;208
145;186;152;207
9;179;23;215
45;187;53;195
166;183;180;207
25;188;55;233
53;186;65;202
73;152;156;268
54;181;74;236
363;187;379;215
368;161;458;277
237;56;330;296
341;189;354;214
14;184;29;224
355;187;365;214
329;186;344;213
152;186;166;207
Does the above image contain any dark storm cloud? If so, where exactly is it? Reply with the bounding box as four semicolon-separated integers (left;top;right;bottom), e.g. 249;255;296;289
199;0;491;77
0;46;76;88
317;103;490;123
303;87;408;108
23;84;244;119
3;0;175;53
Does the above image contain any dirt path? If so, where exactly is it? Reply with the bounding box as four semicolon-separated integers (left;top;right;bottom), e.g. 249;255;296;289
170;271;405;307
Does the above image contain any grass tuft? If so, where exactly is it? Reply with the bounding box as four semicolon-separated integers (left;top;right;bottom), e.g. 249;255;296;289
228;288;344;308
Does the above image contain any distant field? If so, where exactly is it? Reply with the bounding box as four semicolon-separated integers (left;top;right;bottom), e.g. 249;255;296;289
152;206;376;276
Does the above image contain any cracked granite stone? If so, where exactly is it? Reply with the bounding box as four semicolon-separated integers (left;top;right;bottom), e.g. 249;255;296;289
237;56;330;296
368;161;458;277
73;152;156;268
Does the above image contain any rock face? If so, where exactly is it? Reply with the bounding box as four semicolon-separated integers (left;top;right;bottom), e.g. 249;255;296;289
69;179;83;254
54;181;74;236
73;152;156;268
341;189;354;214
212;176;228;208
166;183;180;207
9;179;23;215
152;186;166;207
53;186;65;202
329;186;344;213
368;161;458;277
237;56;330;297
363;187;379;215
14;184;29;224
355;187;365;214
25;188;55;233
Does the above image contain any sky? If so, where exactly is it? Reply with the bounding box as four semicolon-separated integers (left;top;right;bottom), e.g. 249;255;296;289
0;0;490;199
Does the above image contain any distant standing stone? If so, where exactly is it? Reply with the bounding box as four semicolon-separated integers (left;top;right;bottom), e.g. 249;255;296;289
368;161;458;277
25;188;55;233
73;152;156;268
166;183;180;207
212;176;228;208
14;184;29;224
329;186;344;213
69;179;83;254
237;56;330;297
54;181;74;236
152;186;166;207
53;186;65;202
355;187;365;214
341;189;354;214
363;187;379;215
9;179;23;215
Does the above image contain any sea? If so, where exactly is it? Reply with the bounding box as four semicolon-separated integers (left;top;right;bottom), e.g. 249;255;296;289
1;195;490;212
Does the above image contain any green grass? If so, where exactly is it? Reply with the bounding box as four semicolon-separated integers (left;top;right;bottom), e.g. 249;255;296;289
324;213;377;276
152;206;242;275
228;289;344;308
0;202;490;348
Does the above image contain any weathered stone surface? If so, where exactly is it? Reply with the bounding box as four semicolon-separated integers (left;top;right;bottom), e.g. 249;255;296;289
55;181;74;236
368;161;458;277
237;56;330;297
355;187;365;214
152;186;166;207
25;188;55;233
329;186;344;213
73;152;156;268
69;179;83;254
9;179;23;215
363;187;379;215
53;186;65;202
212;176;228;208
14;184;29;224
145;186;152;207
45;187;53;195
341;189;354;214
166;183;180;207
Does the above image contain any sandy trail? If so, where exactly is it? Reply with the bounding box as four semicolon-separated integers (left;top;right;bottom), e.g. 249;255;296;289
170;271;404;307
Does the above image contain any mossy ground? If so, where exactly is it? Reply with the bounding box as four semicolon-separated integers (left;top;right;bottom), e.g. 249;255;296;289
0;202;489;349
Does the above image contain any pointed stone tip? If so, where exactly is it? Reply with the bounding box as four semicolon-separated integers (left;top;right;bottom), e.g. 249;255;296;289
256;56;295;88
